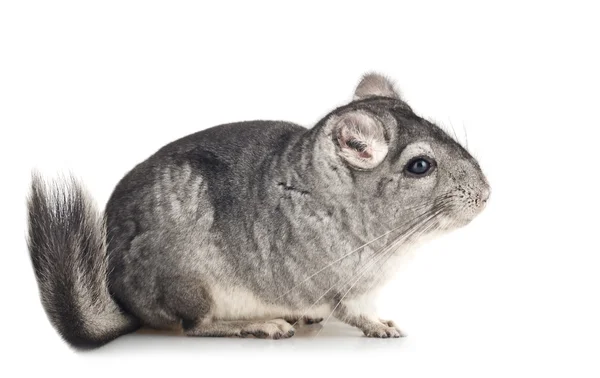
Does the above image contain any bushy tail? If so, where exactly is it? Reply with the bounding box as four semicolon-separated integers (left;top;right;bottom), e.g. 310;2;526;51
27;173;139;349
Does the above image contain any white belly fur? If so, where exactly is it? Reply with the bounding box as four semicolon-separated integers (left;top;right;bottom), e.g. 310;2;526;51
210;285;331;321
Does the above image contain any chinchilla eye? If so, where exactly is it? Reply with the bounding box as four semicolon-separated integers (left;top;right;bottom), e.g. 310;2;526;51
405;157;434;175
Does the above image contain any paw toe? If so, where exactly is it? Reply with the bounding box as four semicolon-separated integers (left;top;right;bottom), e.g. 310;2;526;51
363;324;404;339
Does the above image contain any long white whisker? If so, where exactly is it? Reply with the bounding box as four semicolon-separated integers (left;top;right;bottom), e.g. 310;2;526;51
274;211;427;302
362;219;440;295
290;211;433;326
315;235;413;336
315;212;440;336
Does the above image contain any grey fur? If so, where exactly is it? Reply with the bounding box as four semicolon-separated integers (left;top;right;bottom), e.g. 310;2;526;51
27;73;490;348
27;174;139;348
354;72;400;100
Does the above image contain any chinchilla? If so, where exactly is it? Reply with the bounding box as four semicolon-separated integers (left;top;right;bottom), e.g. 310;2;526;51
27;73;490;349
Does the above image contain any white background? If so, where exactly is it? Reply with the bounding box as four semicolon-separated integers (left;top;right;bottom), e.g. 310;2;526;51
1;1;599;377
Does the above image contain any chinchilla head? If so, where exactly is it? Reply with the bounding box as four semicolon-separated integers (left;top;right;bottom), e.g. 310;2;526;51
312;73;490;236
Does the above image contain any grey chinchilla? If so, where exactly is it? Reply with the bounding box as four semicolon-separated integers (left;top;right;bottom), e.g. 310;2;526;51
27;73;490;349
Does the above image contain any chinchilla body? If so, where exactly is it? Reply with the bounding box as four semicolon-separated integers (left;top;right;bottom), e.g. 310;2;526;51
27;74;490;348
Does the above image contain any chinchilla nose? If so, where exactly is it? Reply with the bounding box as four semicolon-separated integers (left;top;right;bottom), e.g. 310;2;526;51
479;181;491;206
482;186;490;202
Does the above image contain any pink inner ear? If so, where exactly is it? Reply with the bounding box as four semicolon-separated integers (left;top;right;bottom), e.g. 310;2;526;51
358;149;372;159
338;133;373;160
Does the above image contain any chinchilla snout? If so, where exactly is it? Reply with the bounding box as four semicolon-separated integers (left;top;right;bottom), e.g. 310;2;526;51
480;180;491;206
456;170;491;224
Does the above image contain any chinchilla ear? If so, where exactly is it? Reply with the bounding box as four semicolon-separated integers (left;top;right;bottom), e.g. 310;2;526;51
332;111;388;170
354;73;400;100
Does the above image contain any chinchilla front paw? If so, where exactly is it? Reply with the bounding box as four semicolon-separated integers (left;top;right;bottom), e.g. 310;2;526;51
361;319;406;338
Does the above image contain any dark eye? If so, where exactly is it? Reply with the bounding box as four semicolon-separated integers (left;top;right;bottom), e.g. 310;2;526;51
405;157;434;176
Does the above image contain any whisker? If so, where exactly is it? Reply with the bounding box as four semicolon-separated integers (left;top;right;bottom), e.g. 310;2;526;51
291;211;433;326
314;233;418;335
361;219;440;295
274;207;430;302
315;211;442;336
447;117;460;145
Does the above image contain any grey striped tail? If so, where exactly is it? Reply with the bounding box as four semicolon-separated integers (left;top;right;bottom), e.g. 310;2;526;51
27;172;139;349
